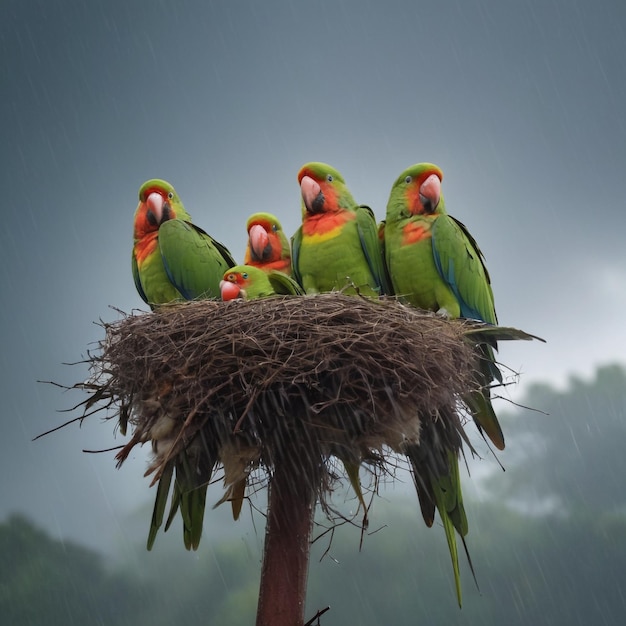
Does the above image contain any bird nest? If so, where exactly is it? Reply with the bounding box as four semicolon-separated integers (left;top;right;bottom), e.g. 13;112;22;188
58;293;516;545
82;295;483;485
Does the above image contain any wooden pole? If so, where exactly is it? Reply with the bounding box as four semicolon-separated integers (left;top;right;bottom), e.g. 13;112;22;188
255;454;316;626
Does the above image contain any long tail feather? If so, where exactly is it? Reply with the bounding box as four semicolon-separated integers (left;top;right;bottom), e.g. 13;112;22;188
147;462;174;551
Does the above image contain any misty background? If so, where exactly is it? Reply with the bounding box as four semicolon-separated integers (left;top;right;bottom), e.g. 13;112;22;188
1;0;625;622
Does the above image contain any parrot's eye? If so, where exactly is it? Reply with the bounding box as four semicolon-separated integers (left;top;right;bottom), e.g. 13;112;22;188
242;273;248;279
404;176;412;184
227;273;235;281
326;174;333;182
272;224;278;232
168;192;174;199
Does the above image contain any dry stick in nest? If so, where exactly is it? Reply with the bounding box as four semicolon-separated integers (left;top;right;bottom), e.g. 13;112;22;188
41;294;542;623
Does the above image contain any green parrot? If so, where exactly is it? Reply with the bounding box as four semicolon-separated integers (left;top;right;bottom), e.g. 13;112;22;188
382;162;505;450
220;265;304;300
132;179;236;308
131;178;234;549
291;162;390;297
291;162;390;519
244;212;292;275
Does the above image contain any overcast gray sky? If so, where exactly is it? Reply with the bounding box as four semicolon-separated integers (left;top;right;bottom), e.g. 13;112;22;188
1;0;625;553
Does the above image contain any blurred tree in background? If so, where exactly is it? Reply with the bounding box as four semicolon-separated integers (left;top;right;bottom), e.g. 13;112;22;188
0;514;147;625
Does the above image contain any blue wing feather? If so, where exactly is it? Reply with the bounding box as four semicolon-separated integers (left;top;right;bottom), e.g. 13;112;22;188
431;215;496;324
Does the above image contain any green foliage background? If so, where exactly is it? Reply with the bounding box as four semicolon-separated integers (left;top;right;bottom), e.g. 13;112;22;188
2;365;625;625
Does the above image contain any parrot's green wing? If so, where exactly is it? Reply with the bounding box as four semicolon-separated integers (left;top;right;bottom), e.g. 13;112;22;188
290;226;304;289
355;205;392;296
431;215;496;324
159;220;236;300
266;269;305;296
131;251;149;305
432;215;506;447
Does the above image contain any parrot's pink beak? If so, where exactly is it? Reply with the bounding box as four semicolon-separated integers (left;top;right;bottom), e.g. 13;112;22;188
220;279;242;301
300;176;324;213
249;223;270;259
419;174;441;213
146;192;166;223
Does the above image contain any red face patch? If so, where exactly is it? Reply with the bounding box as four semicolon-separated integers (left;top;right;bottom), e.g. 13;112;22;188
402;220;433;245
133;202;158;238
133;230;159;265
300;168;340;214
404;169;442;215
224;271;246;286
302;209;356;237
